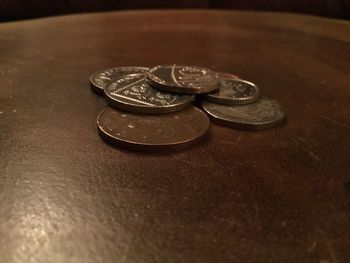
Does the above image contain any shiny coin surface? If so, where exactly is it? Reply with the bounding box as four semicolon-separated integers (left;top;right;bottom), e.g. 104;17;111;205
147;64;220;94
201;97;285;130
97;106;210;152
204;79;260;105
90;66;149;95
104;74;193;114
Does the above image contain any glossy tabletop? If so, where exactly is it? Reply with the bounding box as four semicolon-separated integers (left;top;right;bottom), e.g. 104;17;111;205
0;10;350;263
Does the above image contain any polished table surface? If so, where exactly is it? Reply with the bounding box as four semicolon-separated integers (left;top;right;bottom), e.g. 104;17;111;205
0;10;350;263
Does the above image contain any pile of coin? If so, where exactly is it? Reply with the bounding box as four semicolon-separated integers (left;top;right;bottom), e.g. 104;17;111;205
90;65;285;152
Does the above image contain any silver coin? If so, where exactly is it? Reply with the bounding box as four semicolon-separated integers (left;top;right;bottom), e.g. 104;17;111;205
104;74;194;114
201;97;285;130
147;64;220;94
90;66;149;95
204;79;260;105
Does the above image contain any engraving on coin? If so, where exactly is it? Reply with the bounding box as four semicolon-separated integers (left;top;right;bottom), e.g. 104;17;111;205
204;79;260;105
201;97;285;130
97;106;210;152
90;66;149;94
104;74;193;114
147;64;220;94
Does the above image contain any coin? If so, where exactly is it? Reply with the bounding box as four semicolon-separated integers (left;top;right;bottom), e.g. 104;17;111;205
90;66;149;95
147;64;220;94
104;74;194;114
97;106;210;152
204;79;260;105
201;97;285;130
215;71;239;80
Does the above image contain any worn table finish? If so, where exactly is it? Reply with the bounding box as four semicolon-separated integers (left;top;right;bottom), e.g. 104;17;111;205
0;10;349;263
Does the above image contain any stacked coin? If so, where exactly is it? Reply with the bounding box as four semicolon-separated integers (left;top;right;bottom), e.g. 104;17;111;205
90;64;285;152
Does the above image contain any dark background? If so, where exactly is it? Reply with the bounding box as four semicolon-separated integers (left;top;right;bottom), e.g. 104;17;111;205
1;0;349;22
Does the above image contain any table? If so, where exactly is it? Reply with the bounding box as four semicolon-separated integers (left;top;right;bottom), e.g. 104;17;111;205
0;10;349;263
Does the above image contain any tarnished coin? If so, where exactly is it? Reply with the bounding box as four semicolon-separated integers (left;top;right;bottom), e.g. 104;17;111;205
97;106;210;152
90;66;149;95
104;74;193;114
147;64;220;94
204;79;260;105
201;97;285;130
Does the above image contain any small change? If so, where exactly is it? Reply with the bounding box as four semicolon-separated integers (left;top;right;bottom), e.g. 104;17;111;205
90;65;285;152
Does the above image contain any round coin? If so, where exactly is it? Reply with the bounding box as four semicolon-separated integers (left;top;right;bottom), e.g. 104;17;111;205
147;64;220;94
90;66;149;95
201;97;285;130
204;79;260;105
104;74;194;114
97;106;210;152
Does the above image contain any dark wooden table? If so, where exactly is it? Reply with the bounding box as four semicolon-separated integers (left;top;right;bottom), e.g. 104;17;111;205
0;10;349;263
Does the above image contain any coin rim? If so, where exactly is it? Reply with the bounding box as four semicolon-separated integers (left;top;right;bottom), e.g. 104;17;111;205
215;71;240;80
201;97;286;130
96;106;210;152
147;65;220;94
89;66;149;94
204;79;260;105
104;74;194;114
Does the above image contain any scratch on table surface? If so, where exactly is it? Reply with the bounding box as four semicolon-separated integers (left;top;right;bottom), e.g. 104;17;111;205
172;155;208;167
307;241;318;252
297;136;308;143
321;115;350;130
212;215;237;225
326;204;338;213
308;150;321;162
277;151;289;162
316;227;339;263
270;140;278;148
228;161;242;171
156;187;168;193
289;136;306;147
220;134;242;145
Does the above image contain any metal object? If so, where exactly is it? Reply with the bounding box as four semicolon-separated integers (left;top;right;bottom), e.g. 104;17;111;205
90;66;149;94
104;74;193;114
201;97;285;130
97;106;210;152
215;71;239;80
204;79;260;105
147;64;220;94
